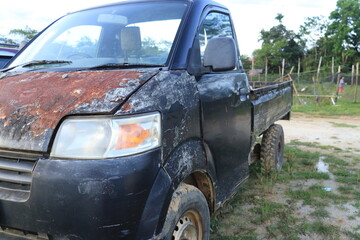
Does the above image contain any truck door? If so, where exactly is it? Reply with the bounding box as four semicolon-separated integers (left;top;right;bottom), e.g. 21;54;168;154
196;11;252;203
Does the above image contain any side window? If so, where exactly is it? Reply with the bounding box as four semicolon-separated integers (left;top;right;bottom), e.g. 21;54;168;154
199;12;234;61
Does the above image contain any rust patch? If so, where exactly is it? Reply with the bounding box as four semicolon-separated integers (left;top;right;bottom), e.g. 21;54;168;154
0;70;144;138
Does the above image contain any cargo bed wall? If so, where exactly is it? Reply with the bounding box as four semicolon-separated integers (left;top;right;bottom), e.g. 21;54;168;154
251;81;293;136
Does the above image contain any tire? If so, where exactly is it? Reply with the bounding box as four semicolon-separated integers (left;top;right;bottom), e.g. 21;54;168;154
161;183;210;240
260;124;284;172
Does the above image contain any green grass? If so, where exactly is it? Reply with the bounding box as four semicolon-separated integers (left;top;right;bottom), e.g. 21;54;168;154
293;171;330;180
338;185;355;194
323;156;349;167
336;175;360;185
330;122;358;128
289;140;344;152
292;82;360;117
345;231;360;240
285;145;320;161
293;102;360;116
250;200;285;224
354;191;360;201
285;184;348;206
310;221;336;236
333;168;352;177
310;208;330;218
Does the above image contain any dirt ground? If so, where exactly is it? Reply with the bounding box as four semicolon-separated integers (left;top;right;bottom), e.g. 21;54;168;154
279;113;360;156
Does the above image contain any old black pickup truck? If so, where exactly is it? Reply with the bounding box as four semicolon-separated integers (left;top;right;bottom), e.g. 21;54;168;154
0;0;292;239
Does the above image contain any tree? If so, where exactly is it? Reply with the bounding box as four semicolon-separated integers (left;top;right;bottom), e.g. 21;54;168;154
9;26;38;41
326;0;360;66
299;16;329;53
253;14;304;73
240;54;251;70
0;36;17;45
299;16;332;70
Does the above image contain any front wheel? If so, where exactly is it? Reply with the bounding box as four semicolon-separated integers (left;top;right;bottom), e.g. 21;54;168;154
161;183;210;240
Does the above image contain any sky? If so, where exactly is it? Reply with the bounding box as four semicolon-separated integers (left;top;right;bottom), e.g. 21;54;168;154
0;0;338;56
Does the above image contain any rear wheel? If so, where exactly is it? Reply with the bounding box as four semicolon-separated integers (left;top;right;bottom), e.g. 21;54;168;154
260;124;284;173
161;183;210;240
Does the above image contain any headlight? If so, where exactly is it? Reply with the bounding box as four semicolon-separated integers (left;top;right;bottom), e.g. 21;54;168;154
51;112;161;159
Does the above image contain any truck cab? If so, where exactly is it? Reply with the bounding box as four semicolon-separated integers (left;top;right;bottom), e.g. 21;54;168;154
0;0;292;239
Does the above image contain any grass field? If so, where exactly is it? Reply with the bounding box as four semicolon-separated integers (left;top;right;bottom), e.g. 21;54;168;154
210;142;360;240
292;82;360;116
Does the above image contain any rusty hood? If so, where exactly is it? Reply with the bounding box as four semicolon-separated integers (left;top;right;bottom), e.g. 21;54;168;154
0;70;159;152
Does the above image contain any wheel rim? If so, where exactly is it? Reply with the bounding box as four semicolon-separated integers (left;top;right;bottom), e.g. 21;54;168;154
172;210;203;240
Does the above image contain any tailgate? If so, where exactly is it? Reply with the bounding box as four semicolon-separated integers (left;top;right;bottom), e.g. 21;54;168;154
251;81;293;136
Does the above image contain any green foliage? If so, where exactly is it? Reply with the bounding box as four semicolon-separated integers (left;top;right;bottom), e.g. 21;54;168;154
253;14;304;73
326;0;360;66
240;54;251;70
140;37;170;57
254;0;360;73
9;26;38;41
0;36;17;45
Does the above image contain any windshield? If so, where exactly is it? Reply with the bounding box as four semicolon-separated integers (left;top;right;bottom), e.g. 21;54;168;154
9;1;188;70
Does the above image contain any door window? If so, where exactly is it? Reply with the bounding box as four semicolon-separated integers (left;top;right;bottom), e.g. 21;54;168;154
199;12;234;61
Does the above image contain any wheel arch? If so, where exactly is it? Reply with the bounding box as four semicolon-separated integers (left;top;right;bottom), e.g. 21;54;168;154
136;139;217;239
183;170;215;213
164;139;216;214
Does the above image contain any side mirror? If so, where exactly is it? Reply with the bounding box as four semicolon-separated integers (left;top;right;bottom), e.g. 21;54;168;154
204;37;236;72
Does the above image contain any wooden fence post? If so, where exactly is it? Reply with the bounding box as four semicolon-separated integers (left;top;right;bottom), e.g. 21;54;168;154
281;58;285;80
297;58;301;84
265;57;268;82
335;66;341;97
355;63;359;103
351;65;355;86
251;57;254;82
316;56;322;83
331;57;335;83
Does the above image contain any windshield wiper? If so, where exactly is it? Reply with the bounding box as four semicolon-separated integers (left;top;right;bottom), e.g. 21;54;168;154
84;63;164;70
22;60;72;67
1;60;72;73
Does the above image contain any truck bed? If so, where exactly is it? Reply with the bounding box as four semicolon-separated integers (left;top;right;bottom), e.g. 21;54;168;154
250;81;293;136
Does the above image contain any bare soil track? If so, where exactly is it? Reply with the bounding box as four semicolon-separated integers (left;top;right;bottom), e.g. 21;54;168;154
279;113;360;156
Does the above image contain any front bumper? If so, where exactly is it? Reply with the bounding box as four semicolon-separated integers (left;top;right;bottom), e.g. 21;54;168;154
0;149;161;240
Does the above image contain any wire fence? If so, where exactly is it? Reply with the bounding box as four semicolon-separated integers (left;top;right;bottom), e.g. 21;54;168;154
249;68;360;105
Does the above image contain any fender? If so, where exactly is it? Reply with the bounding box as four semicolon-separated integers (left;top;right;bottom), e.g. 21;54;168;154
136;140;216;239
135;168;172;240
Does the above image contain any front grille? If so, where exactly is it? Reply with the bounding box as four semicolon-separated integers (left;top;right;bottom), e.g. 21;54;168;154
0;150;41;202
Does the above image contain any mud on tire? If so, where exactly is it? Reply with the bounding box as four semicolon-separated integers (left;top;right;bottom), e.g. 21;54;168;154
161;183;210;240
260;124;284;173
